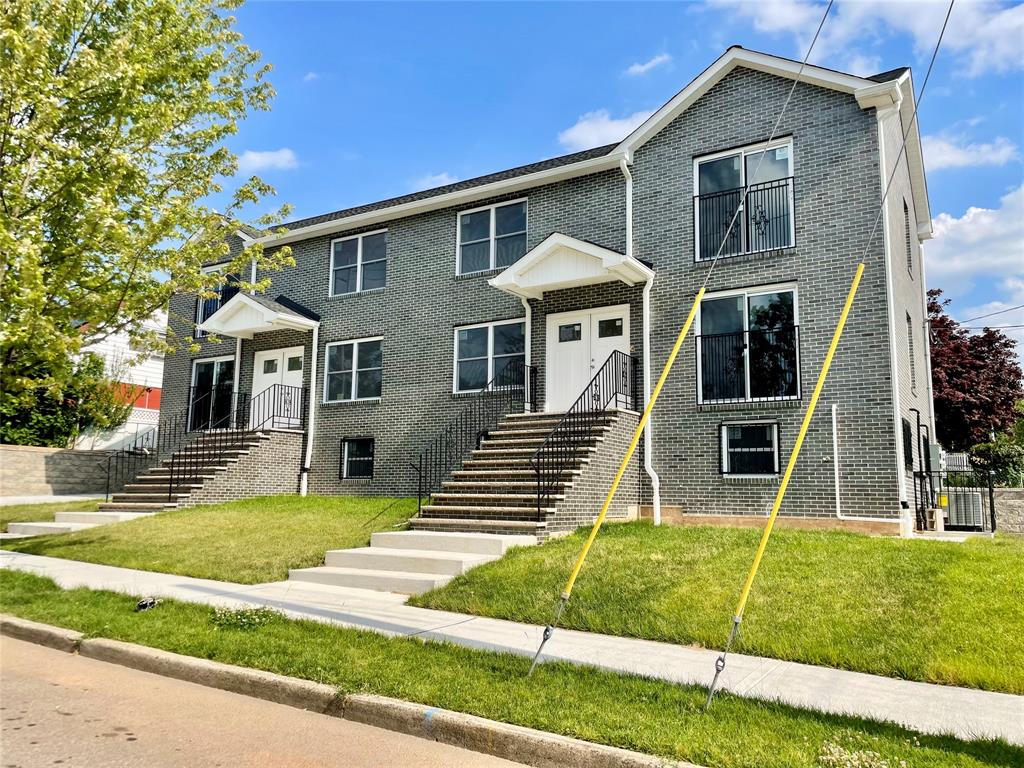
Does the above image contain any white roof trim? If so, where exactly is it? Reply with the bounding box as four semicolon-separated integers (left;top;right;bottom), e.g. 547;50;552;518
196;293;318;340
488;233;654;300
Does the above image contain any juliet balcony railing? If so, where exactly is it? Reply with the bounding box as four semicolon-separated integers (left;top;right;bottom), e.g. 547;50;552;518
697;325;801;404
695;176;795;261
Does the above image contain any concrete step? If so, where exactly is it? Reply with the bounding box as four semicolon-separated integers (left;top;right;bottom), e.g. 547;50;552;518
470;446;597;458
54;511;154;524
324;547;495;575
480;436;604;449
441;481;571;491
287;566;449;595
451;468;581;478
98;501;177;512
410;517;545;533
419;504;551;518
6;521;98;536
462;457;591;469
111;492;191;503
123;482;203;492
370;530;537;556
429;493;564;507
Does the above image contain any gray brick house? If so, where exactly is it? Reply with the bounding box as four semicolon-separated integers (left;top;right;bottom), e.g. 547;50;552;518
154;47;936;537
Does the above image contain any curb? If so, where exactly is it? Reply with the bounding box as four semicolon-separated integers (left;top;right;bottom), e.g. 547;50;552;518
1;614;697;768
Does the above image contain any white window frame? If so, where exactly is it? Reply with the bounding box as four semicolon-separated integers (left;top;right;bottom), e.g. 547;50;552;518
452;318;526;394
340;437;375;479
692;137;795;262
695;282;800;405
194;262;232;336
188;354;236;427
323;336;384;403
720;421;780;477
455;199;528;275
329;229;388;297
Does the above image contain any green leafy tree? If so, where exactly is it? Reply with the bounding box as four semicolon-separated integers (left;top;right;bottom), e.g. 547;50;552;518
0;0;294;418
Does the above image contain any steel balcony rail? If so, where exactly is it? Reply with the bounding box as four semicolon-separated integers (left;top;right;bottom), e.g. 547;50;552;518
412;359;537;513
531;350;638;514
697;325;800;404
695;176;795;261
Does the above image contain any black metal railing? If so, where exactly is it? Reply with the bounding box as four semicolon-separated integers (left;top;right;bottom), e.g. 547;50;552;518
167;384;308;499
532;350;638;514
914;453;997;533
697;326;800;404
412;359;537;512
695;176;794;261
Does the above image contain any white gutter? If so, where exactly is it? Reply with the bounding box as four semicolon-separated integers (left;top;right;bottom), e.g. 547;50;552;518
619;155;662;525
520;297;533;413
299;323;319;496
232;337;242;426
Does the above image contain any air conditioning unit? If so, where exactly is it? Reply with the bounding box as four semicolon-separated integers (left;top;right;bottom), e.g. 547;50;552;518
946;491;983;529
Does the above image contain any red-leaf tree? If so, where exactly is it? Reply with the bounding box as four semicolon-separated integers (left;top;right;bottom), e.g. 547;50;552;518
928;289;1023;451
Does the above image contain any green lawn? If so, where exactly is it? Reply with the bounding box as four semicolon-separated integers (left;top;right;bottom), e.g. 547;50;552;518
0;500;100;532
0;571;1018;768
410;522;1024;694
6;496;416;583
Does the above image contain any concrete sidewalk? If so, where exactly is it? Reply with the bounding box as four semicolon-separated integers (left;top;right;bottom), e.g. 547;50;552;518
2;550;1021;746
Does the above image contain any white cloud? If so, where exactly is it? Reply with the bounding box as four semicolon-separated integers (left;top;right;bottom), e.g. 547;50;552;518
625;53;672;77
236;148;298;174
925;185;1024;300
843;52;882;77
411;172;459;191
707;0;1024;77
302;71;319;82
558;109;654;151
921;134;1019;171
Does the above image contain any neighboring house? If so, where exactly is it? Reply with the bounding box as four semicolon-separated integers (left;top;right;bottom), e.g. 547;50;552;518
150;47;936;537
75;310;166;450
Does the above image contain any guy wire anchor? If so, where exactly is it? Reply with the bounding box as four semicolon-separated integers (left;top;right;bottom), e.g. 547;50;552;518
705;616;741;708
527;593;568;676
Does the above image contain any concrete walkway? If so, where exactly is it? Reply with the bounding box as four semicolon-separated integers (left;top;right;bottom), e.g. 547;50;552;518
0;494;104;506
2;550;1021;746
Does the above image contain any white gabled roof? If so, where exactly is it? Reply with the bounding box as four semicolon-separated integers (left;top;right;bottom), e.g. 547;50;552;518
488;233;654;300
196;293;318;339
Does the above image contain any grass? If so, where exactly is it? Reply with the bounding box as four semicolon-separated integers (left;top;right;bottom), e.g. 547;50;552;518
0;499;99;532
6;495;416;583
410;522;1024;694
0;570;1019;768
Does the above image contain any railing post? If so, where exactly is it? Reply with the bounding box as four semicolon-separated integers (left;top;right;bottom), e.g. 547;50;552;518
988;470;997;533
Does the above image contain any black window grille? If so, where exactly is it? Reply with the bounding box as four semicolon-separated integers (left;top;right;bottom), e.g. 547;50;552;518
340;437;374;479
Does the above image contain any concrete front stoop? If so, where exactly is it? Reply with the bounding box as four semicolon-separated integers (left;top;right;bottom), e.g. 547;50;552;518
288;530;536;595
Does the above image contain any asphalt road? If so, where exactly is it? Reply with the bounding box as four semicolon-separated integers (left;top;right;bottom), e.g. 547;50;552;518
0;636;521;767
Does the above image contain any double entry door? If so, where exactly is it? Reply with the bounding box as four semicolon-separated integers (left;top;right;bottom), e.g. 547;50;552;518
545;305;630;412
251;346;305;429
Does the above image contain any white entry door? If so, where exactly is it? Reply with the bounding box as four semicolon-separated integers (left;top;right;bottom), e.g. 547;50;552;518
545;304;630;412
251;346;305;429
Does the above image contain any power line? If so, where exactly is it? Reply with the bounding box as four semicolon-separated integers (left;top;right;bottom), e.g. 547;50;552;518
962;324;1024;330
961;304;1024;323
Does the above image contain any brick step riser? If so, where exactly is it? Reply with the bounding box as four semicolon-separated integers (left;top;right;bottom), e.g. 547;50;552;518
428;500;550;511
411;522;544;536
111;493;189;503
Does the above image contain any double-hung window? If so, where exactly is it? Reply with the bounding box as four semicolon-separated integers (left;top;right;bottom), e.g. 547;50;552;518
331;230;387;296
457;200;527;274
340;437;375;479
195;265;240;338
324;337;383;402
454;319;525;392
698;285;799;403
694;139;794;261
721;422;780;476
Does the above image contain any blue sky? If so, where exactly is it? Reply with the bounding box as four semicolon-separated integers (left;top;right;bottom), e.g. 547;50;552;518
226;0;1024;342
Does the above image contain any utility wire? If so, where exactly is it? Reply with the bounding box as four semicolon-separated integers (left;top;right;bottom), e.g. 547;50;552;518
961;304;1024;323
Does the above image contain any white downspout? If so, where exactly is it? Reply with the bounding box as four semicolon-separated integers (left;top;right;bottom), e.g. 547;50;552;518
620;154;662;525
832;402;899;524
232;337;242;426
299;323;319;497
520;296;532;413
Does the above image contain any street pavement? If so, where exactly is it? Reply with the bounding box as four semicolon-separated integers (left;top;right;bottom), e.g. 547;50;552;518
0;636;520;767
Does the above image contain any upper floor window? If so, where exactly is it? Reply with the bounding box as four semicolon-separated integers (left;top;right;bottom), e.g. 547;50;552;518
331;230;387;296
457;200;527;275
195;264;239;338
697;285;799;404
694;139;794;261
454;319;525;392
324;337;382;402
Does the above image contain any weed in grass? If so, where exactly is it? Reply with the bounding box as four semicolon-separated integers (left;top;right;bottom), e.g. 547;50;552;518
210;606;282;631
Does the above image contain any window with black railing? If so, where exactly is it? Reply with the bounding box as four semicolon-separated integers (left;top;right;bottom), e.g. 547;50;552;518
194;270;240;338
697;288;800;404
694;141;795;261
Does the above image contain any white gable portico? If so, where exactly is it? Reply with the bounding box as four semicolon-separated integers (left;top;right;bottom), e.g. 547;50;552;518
195;292;319;339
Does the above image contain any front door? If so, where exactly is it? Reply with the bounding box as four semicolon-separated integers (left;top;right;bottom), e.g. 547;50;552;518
545;304;630;412
251;346;305;429
189;357;235;431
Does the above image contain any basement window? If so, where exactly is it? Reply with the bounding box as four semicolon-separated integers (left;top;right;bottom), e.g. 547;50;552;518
720;422;779;476
340;437;375;479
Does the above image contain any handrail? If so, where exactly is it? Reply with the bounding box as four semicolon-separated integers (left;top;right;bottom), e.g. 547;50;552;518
531;350;638;514
412;359;537;512
694;175;795;261
696;325;800;404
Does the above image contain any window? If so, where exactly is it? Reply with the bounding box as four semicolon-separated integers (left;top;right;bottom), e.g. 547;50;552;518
286;355;303;372
694;139;794;261
331;230;387;296
195;265;240;338
189;356;235;431
721;423;779;476
904;200;913;275
340;438;374;479
454;319;525;392
906;313;917;393
457;200;527;274
559;323;581;342
324;338;383;402
598;318;623;338
698;286;799;403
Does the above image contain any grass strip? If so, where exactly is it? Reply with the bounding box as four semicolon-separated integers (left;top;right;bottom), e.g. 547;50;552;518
7;495;416;583
1;569;1020;768
411;522;1024;694
1;500;100;532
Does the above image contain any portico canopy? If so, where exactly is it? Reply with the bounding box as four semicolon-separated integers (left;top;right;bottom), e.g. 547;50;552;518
488;232;654;300
196;293;319;339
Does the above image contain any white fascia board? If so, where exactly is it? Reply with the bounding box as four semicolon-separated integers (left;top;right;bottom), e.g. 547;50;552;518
896;76;933;237
260;153;624;247
616;47;873;155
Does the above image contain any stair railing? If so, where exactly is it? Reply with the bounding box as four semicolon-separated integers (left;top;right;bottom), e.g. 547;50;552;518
166;384;307;500
412;360;537;513
531;350;638;515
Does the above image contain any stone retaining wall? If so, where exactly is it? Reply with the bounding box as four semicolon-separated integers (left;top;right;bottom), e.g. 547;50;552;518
0;444;112;496
993;488;1024;536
